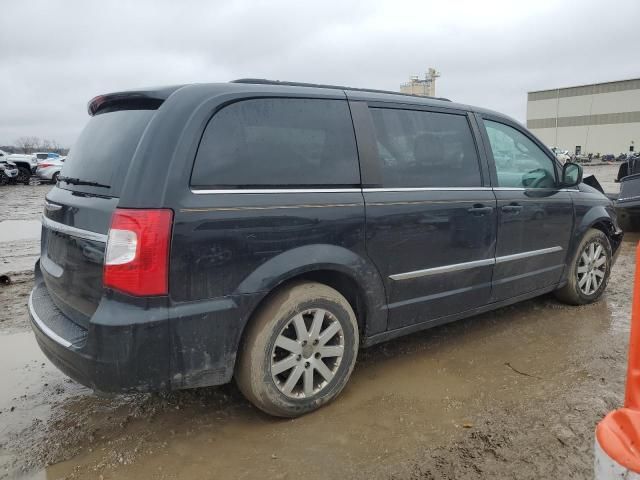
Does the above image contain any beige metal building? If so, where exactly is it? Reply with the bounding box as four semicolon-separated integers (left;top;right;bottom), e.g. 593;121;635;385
400;68;440;97
526;78;640;156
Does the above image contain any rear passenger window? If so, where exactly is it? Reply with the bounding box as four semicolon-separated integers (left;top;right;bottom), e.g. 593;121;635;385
369;108;481;188
191;98;360;188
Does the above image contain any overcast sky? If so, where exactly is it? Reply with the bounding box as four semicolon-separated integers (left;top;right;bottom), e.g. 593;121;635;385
1;0;639;147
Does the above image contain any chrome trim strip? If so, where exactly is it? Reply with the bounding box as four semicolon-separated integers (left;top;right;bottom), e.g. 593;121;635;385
618;194;640;202
389;246;563;280
28;290;72;348
191;186;577;194
42;216;107;243
493;187;577;192
389;258;495;281
495;246;563;264
44;201;62;212
364;187;492;193
191;188;362;194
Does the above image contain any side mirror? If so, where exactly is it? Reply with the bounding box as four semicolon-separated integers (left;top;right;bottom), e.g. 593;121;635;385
561;162;582;188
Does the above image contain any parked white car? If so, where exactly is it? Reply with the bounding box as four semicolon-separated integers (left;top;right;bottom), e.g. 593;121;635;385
33;152;61;163
6;153;37;184
35;157;65;183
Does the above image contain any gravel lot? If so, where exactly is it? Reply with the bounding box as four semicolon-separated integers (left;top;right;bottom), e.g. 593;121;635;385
0;165;634;479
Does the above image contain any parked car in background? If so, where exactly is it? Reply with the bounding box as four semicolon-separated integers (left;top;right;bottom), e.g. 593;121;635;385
36;157;65;183
30;80;623;418
551;147;571;164
6;153;35;184
0;160;19;185
34;152;61;163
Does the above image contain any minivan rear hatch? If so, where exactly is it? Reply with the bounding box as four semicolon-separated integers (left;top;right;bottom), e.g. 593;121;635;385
40;99;162;328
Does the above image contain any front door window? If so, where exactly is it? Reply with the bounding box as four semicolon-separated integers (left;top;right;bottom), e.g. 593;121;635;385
484;120;557;189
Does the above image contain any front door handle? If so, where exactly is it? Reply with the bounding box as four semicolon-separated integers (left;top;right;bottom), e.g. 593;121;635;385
502;204;523;214
467;205;494;215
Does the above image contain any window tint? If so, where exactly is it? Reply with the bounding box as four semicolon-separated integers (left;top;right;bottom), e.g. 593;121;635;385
62;109;156;197
483;120;557;188
191;98;360;188
369;108;481;188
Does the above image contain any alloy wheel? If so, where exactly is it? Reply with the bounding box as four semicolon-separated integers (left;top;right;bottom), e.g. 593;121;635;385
577;241;607;296
271;308;344;399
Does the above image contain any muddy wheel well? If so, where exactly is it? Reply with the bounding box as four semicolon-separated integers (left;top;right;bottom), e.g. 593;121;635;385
591;220;616;240
294;270;366;332
244;270;367;342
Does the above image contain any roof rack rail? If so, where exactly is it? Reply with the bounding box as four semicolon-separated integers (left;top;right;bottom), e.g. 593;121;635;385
230;78;451;102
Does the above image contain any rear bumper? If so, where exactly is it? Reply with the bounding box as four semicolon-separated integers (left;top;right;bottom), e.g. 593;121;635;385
29;276;171;392
29;261;256;393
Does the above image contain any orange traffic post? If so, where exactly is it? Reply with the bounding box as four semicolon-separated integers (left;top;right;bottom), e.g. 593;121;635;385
595;242;640;478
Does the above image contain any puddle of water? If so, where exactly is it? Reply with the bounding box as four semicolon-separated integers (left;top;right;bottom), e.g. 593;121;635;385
0;330;83;479
0;220;41;243
0;332;55;437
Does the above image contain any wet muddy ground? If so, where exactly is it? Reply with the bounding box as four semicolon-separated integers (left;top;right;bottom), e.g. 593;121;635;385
0;168;635;479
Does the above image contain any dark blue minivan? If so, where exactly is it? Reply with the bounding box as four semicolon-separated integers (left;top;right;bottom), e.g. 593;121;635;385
29;79;622;417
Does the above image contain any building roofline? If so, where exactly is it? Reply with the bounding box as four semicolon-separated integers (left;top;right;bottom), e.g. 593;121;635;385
528;76;640;95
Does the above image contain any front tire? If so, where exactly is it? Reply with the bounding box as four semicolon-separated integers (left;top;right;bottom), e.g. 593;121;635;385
555;228;612;305
235;282;359;417
16;167;31;185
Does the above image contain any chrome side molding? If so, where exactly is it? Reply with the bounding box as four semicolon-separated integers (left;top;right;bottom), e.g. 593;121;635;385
494;246;563;264
191;188;362;194
390;246;563;281
389;258;495;281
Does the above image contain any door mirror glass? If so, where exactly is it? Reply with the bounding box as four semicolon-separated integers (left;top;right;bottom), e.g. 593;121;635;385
561;162;582;187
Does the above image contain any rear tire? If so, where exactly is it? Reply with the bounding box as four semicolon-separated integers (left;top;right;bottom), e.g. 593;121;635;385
555;228;612;305
51;172;59;184
235;282;359;417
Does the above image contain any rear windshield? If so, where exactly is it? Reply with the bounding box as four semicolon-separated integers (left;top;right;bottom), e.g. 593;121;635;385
60;109;155;197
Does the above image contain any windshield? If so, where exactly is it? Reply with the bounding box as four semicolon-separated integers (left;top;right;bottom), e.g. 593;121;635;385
60;109;155;197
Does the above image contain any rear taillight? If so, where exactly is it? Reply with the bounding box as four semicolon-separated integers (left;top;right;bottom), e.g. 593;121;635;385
38;163;53;168
104;208;173;296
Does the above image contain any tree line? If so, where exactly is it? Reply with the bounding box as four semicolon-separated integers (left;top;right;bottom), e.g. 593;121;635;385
1;137;68;155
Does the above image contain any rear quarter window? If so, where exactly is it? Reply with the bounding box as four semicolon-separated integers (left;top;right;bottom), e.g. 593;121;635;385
191;98;360;188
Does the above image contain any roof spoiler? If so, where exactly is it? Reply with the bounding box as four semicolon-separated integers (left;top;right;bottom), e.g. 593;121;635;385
87;86;183;116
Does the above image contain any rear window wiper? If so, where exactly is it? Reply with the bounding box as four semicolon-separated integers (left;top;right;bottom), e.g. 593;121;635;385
58;176;110;189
